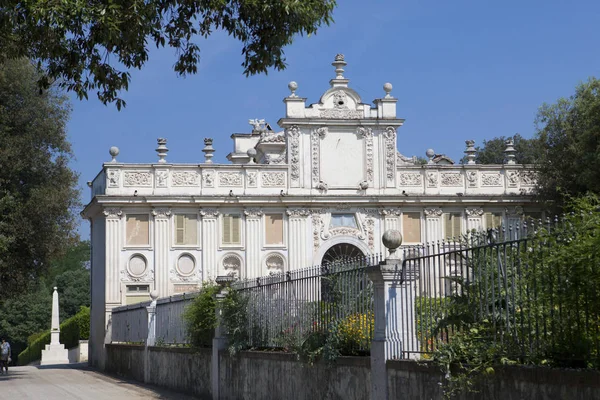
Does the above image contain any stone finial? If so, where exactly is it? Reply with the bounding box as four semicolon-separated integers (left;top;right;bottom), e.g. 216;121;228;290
332;54;347;80
464;140;476;165
156;138;168;163
288;81;298;98
150;290;159;300
425;148;435;165
246;148;257;164
202;138;215;164
504;138;516;165
382;229;403;260
383;82;393;98
249;119;266;133
109;146;120;163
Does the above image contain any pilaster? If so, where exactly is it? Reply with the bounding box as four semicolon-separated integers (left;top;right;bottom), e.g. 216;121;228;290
103;208;122;304
201;209;219;279
424;208;443;243
466;208;484;232
286;208;310;270
379;208;401;232
244;208;263;277
152;208;171;297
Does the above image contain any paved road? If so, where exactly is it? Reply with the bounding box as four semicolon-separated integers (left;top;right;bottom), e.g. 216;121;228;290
0;363;199;399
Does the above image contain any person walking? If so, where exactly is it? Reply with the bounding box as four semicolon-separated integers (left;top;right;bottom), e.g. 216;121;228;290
0;338;11;374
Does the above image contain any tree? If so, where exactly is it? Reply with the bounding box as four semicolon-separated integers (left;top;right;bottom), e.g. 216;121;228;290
534;78;600;207
466;133;542;165
0;0;337;109
0;58;79;299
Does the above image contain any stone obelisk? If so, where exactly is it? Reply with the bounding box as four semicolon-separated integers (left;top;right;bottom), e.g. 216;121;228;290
41;287;69;365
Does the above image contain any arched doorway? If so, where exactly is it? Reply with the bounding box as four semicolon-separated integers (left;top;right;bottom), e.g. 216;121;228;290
321;242;365;266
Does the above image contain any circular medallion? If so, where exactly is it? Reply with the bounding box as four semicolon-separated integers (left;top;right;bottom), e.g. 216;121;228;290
128;255;147;277
177;254;196;276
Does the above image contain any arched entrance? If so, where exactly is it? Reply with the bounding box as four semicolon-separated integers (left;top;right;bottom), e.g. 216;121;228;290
321;242;365;266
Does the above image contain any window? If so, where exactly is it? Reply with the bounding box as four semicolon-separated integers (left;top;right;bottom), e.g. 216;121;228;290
265;214;284;245
330;214;358;229
126;214;149;246
402;213;421;243
485;212;503;230
444;213;462;239
125;284;150;305
222;214;241;245
175;214;198;245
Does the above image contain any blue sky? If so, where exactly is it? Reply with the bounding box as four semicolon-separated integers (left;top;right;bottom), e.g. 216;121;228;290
69;0;600;238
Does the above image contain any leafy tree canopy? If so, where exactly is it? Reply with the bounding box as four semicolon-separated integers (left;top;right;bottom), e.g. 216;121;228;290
466;133;542;165
0;0;337;109
534;78;600;206
0;58;79;299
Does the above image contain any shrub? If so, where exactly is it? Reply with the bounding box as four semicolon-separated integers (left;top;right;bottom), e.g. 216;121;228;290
183;283;220;347
17;306;90;365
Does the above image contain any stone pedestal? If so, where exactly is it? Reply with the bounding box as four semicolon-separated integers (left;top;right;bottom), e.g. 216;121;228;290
41;287;69;365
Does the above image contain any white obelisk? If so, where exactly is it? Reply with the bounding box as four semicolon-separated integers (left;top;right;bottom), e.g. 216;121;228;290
41;287;69;365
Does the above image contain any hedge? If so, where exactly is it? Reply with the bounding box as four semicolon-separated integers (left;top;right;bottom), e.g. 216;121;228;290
18;306;90;365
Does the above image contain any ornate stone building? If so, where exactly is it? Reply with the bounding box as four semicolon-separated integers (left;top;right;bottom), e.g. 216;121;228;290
82;55;537;366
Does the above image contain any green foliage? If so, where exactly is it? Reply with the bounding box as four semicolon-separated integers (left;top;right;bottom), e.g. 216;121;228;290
222;288;253;355
183;283;220;347
0;58;79;299
17;306;90;366
54;268;91;320
462;133;542;165
0;0;337;108
534;78;600;208
428;194;600;397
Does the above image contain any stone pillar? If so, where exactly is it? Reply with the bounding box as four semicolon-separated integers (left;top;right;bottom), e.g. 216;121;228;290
212;276;233;400
424;208;443;243
286;209;310;270
466;208;484;233
103;208;122;306
41;287;69;365
144;290;159;384
152;208;171;297
379;208;401;232
201;209;219;279
244;209;262;277
368;230;420;400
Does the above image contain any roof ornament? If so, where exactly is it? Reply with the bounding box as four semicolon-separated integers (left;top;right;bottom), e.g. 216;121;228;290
332;53;346;80
504;138;517;164
109;146;120;163
202;138;215;164
464;140;476;165
249;119;268;133
156;138;168;163
288;81;298;98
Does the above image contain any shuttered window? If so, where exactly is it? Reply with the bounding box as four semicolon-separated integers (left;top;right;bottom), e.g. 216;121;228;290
444;213;462;240
175;214;198;245
126;214;149;246
485;213;503;230
222;214;241;245
402;213;421;243
265;214;284;245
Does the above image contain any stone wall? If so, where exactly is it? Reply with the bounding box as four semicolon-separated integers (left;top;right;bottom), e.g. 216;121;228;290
104;344;600;400
387;360;600;400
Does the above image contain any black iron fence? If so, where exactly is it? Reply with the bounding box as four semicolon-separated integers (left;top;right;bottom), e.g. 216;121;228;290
230;254;383;354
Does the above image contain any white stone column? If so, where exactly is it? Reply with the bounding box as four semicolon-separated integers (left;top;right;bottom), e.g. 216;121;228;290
244;209;262;278
103;208;122;305
380;208;401;232
466;208;484;233
152;208;171;298
41;287;69;365
286;209;310;270
201;209;219;279
368;230;419;400
424;208;443;243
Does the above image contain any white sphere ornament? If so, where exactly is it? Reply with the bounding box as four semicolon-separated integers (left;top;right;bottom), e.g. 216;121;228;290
150;290;159;300
382;229;403;259
288;81;298;97
425;148;435;158
109;146;120;162
383;82;393;97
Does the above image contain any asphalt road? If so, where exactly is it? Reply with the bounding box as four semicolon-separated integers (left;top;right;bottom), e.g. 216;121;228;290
0;363;199;399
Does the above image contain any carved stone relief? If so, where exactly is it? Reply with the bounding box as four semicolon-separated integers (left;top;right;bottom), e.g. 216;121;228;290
265;253;285;274
506;170;519;187
124;171;152;187
384;127;397;181
320;109;363;119
311;127;327;185
122;254;153;282
246;171;257;187
222;253;242;278
265;150;287;165
399;173;423;186
286;208;311;218
107;169;120;187
311;212;323;250
199;209;219;218
357;127;374;183
424;208;443;217
171;171;199;186
152;208;172;218
466;170;478;188
287;126;301;183
465;208;484;217
481;173;502;187
244;208;263;218
427;171;439;188
261;172;286;187
170;254;199;282
202;170;215;188
520;171;537;187
218;172;243;187
155;170;168;187
379;208;402;216
440;173;463;187
103;208;123;219
365;218;375;250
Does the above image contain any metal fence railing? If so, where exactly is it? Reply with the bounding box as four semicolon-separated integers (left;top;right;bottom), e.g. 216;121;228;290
230;254;382;352
400;219;600;365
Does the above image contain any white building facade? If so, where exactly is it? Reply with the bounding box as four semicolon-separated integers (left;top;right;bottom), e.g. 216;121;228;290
82;54;538;367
